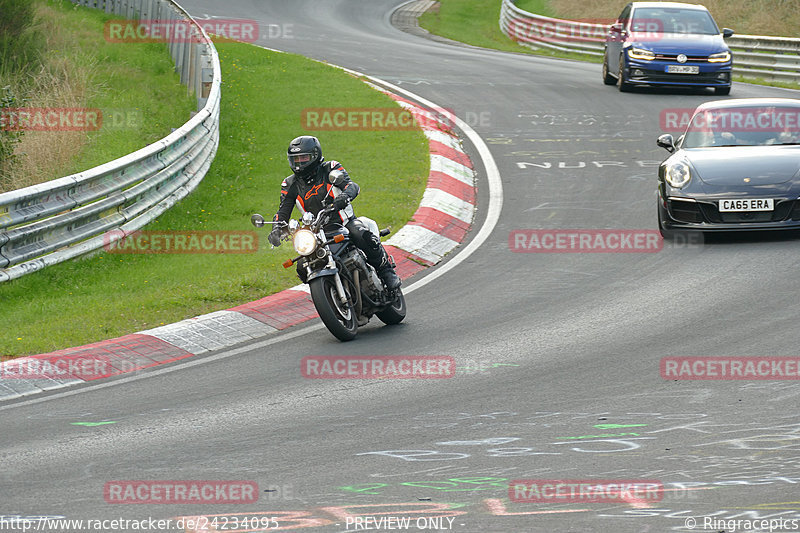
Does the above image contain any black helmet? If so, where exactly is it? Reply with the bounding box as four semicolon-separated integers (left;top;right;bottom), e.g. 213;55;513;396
287;136;322;180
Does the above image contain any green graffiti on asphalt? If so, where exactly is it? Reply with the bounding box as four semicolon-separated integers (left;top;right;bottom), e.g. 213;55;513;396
556;432;641;440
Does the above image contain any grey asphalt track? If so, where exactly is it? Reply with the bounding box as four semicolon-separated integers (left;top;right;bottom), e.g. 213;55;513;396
2;1;800;532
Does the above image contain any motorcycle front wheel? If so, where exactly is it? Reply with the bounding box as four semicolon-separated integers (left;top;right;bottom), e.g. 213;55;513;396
309;276;358;341
376;288;406;325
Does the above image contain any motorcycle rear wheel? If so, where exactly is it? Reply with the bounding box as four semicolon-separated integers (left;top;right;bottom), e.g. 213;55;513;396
309;276;358;341
376;288;406;325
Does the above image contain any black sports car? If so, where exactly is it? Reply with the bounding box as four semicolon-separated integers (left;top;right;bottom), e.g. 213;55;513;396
657;98;800;236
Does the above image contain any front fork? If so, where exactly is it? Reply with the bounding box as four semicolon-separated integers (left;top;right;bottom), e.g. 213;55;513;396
303;243;350;307
325;251;349;307
333;272;349;306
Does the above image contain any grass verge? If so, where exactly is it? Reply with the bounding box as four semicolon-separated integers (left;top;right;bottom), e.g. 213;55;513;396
1;0;197;192
418;0;601;63
1;43;429;355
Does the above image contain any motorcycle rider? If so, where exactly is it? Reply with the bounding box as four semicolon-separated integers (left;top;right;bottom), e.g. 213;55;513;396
268;135;401;290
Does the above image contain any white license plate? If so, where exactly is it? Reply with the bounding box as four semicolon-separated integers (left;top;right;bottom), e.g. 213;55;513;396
666;65;699;74
718;199;774;212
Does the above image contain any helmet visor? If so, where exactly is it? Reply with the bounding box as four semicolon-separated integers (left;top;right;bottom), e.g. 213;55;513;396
289;153;313;172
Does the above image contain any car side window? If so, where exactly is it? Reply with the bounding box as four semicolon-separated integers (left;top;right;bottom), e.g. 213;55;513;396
618;5;632;27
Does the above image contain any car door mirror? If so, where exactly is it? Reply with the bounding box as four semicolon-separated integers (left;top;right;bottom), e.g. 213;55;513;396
657;134;676;153
610;22;623;33
722;28;734;38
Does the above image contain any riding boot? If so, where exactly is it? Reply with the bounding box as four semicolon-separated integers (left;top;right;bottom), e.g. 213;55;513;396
375;252;401;290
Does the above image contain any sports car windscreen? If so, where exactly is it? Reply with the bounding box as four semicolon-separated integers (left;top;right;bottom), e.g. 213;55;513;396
683;104;800;147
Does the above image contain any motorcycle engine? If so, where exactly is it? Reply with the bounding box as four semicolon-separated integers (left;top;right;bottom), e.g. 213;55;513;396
343;249;381;296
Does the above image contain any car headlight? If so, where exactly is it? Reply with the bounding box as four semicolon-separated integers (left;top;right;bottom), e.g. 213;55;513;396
628;47;655;60
665;161;691;188
293;229;317;256
708;51;731;63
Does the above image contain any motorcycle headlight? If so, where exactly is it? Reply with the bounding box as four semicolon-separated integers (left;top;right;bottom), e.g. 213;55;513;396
708;51;731;63
628;47;655;60
666;161;691;188
293;229;317;256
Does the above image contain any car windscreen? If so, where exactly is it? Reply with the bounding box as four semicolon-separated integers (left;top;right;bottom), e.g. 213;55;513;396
682;106;800;148
631;7;719;35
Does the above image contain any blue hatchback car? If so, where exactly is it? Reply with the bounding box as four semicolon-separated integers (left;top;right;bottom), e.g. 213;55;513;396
602;2;733;94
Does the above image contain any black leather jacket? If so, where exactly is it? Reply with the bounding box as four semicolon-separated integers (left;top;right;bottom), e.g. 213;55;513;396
273;159;359;230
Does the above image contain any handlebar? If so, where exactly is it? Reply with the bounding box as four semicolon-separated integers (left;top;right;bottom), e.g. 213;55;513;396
250;213;286;228
310;204;337;232
251;203;339;235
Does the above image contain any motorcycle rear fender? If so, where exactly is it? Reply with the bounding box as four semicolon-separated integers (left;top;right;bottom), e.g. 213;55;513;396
356;216;380;239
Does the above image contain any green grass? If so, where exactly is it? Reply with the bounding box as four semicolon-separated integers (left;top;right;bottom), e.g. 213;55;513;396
52;2;199;175
0;0;43;75
1;0;198;192
419;0;538;54
418;0;602;63
732;74;800;91
514;0;553;16
1;44;429;355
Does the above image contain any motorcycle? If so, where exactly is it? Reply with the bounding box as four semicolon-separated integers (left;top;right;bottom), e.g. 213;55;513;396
250;203;406;341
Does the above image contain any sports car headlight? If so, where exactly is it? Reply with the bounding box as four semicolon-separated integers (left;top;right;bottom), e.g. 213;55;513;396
666;161;691;188
293;229;317;256
628;47;655;60
708;51;731;63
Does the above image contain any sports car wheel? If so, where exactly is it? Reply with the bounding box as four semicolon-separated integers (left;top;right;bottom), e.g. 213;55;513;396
618;55;632;92
602;52;616;85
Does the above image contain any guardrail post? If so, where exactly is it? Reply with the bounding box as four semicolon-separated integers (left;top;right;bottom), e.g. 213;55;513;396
182;26;193;86
152;0;162;26
168;10;179;66
186;36;197;96
141;0;153;21
198;48;213;109
193;42;203;100
175;31;185;81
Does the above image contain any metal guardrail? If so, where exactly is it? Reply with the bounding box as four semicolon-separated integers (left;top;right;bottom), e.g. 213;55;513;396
499;0;606;57
727;35;800;83
0;0;221;283
500;0;800;83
